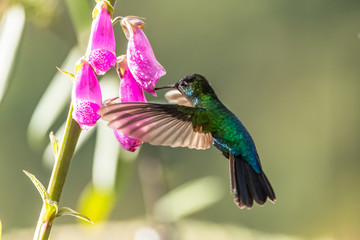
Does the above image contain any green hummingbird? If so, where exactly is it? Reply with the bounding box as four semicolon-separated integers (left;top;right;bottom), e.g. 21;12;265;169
99;73;276;208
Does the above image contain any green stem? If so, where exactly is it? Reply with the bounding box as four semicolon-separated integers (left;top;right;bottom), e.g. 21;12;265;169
112;16;123;25
33;105;82;240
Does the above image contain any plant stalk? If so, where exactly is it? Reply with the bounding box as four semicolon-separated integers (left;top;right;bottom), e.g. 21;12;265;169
33;105;82;240
33;0;117;238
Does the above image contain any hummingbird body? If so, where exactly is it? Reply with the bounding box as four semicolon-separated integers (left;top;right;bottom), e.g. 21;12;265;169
211;106;261;173
186;91;261;173
99;73;275;208
174;74;262;174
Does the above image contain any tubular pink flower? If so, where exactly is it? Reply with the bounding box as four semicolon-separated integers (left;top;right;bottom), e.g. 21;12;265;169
122;18;166;95
112;57;145;151
72;58;102;130
86;1;116;75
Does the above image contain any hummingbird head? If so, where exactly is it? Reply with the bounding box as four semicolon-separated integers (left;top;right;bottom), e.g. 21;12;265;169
175;73;217;103
155;73;217;106
175;73;212;93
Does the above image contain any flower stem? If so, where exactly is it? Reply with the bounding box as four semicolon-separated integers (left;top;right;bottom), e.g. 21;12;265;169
112;16;123;25
33;104;82;240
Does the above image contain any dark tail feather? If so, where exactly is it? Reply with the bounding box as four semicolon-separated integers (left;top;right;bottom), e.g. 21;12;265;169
229;152;276;209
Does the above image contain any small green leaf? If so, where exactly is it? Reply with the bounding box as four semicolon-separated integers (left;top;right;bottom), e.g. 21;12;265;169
23;170;59;220
57;207;93;224
103;0;114;14
23;170;51;201
56;66;74;82
49;131;59;156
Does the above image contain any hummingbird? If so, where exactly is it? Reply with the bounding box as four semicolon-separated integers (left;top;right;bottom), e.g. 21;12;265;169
99;73;276;208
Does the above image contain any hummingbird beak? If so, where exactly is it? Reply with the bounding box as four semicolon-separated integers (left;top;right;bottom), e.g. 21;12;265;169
154;84;177;91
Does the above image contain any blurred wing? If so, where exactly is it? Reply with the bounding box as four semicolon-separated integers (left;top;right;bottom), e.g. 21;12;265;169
164;90;192;107
99;102;214;150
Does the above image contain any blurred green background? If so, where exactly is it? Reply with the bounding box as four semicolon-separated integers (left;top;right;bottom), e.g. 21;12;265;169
0;0;359;239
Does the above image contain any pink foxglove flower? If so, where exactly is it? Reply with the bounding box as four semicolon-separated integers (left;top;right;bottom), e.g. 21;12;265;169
72;58;102;130
112;57;145;151
121;17;166;95
86;0;116;75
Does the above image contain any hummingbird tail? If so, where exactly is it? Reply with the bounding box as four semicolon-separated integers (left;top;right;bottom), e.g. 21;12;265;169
230;153;276;208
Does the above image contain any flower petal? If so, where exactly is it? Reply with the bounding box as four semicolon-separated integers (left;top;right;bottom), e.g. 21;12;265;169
88;49;116;75
73;102;101;130
119;61;146;103
127;27;166;95
113;130;142;152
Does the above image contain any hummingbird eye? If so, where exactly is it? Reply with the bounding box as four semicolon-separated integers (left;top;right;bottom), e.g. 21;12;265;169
180;81;187;87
